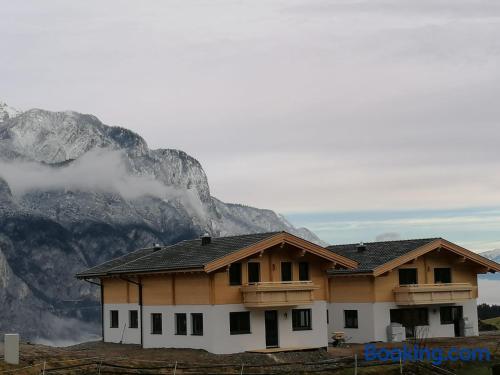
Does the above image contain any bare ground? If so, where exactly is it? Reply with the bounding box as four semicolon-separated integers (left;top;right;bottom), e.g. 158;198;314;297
0;333;499;374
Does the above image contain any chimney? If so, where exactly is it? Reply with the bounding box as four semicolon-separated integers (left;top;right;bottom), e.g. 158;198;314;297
201;233;211;246
357;241;366;252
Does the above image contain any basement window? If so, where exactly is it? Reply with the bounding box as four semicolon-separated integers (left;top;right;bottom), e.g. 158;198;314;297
151;313;162;335
110;310;119;328
292;309;312;331
191;313;203;336
229;263;242;285
230;312;251;334
176;313;187;335
129;310;138;329
344;310;358;329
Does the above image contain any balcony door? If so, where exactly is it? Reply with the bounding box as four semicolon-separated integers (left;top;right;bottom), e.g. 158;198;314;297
265;310;279;348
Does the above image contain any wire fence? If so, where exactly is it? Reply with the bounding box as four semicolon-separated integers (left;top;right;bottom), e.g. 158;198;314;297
0;354;464;375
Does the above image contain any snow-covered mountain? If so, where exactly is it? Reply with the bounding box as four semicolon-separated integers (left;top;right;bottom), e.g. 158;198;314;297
480;249;500;281
0;101;324;342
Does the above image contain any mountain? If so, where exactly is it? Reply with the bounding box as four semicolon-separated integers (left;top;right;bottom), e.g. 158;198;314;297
480;249;500;281
0;101;324;342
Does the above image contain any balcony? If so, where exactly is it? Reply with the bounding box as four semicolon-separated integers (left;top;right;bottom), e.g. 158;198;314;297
394;283;474;305
241;281;319;308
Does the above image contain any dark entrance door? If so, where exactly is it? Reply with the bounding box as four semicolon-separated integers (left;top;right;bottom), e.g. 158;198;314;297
451;306;464;337
265;310;279;348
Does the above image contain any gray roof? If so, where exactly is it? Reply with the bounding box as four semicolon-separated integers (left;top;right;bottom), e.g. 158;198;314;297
327;238;440;274
76;247;158;278
76;232;281;278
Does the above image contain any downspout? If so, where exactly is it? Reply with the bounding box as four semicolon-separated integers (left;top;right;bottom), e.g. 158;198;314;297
84;279;104;342
120;277;143;347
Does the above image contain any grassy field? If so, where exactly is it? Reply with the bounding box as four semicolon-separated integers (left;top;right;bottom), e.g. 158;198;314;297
483;316;500;330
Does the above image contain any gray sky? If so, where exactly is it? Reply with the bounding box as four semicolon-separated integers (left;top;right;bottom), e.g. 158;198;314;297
2;0;500;214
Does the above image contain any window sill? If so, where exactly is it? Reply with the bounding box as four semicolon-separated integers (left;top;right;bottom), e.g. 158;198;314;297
230;331;252;335
175;333;187;336
191;333;204;336
151;332;163;335
344;327;358;329
292;327;312;331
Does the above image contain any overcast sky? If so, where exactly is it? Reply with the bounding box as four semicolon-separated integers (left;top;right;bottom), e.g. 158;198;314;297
2;0;500;248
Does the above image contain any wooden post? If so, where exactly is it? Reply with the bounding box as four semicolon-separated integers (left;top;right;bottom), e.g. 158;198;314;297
354;353;358;375
173;361;178;375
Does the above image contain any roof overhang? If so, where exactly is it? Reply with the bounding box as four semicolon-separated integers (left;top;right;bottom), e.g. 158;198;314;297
372;239;500;277
204;232;358;273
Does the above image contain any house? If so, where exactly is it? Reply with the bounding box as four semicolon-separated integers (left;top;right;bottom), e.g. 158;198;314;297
327;238;500;343
76;232;500;353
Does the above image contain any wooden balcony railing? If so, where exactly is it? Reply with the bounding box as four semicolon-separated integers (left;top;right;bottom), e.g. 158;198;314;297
241;281;319;308
394;283;474;305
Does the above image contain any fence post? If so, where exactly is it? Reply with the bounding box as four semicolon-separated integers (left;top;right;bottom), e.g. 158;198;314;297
354;353;358;375
240;363;245;375
173;360;177;375
42;360;46;375
399;350;403;374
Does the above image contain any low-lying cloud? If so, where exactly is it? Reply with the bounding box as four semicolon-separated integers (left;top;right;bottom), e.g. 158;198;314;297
0;148;207;219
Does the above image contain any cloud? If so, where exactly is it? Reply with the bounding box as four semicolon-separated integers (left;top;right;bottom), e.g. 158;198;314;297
375;232;401;242
1;0;500;213
0;148;207;219
478;279;500;305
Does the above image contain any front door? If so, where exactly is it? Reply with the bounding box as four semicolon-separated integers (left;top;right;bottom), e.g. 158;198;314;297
451;306;464;337
265;310;279;348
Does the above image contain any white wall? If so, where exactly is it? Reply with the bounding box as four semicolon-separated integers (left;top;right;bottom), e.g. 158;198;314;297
105;302;327;354
103;303;141;344
328;302;376;343
328;300;479;343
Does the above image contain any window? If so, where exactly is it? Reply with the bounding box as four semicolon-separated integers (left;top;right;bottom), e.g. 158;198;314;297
191;313;203;336
110;310;119;328
399;268;418;285
440;306;462;325
230;312;251;334
344;310;358;328
129;310;138;329
151;313;162;334
434;268;452;283
248;262;260;284
292;309;312;331
390;308;429;326
298;262;310;281
281;262;292;281
440;307;454;324
326;309;329;324
175;313;187;335
229;263;242;285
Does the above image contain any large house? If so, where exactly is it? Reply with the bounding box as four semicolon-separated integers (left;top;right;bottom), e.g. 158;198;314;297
76;232;500;354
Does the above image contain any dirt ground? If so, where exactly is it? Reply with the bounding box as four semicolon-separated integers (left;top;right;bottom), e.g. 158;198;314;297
0;333;499;374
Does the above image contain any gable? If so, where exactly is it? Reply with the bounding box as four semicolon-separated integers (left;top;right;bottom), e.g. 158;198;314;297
204;232;357;273
373;239;500;276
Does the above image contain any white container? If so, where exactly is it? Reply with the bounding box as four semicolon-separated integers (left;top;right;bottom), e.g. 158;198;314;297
4;334;20;365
